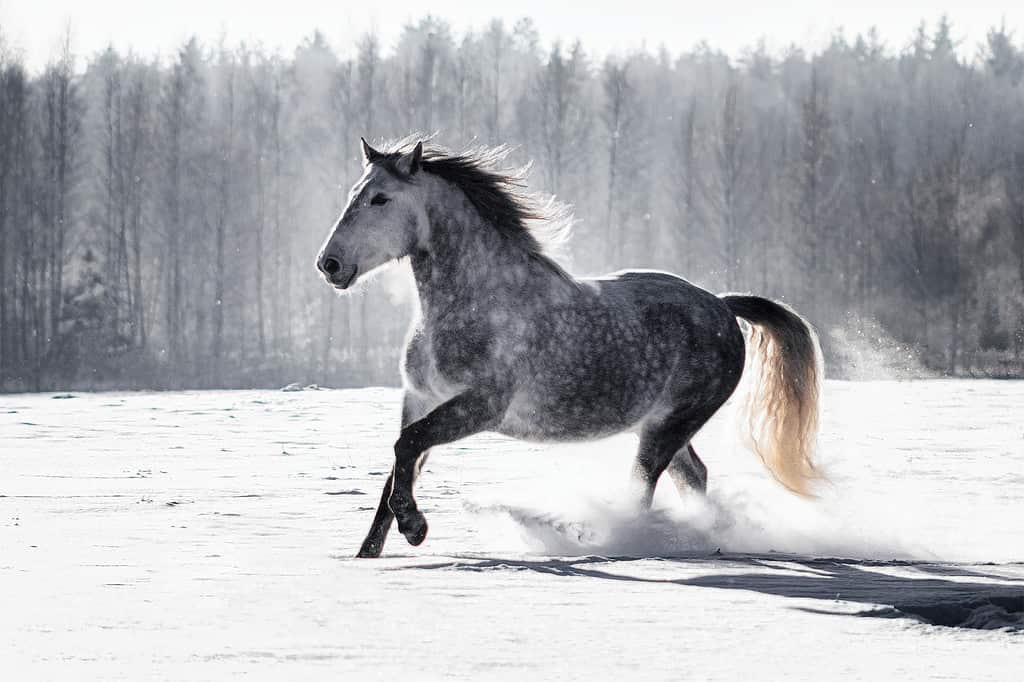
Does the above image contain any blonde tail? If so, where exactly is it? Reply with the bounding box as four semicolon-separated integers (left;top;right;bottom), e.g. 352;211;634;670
722;295;823;496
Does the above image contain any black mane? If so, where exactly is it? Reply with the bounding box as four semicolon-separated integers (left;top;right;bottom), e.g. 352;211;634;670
377;137;574;282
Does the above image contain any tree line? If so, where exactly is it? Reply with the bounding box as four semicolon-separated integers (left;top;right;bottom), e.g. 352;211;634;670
1;16;1023;391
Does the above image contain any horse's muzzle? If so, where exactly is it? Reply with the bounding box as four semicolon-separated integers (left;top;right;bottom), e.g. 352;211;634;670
328;263;358;290
318;254;358;290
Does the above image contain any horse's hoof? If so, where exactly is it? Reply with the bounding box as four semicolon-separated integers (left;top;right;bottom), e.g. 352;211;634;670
355;543;382;558
397;513;428;546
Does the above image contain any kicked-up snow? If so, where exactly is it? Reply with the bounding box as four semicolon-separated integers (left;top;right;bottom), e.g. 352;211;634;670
1;380;1023;679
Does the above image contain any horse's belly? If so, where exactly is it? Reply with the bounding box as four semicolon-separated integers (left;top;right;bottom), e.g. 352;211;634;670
495;386;654;442
496;410;638;442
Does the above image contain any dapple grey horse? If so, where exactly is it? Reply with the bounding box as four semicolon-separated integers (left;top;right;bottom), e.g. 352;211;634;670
317;138;822;558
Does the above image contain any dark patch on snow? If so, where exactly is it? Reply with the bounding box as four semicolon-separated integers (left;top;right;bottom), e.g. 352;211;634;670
51;393;77;399
325;489;366;496
860;595;1024;632
396;554;1024;634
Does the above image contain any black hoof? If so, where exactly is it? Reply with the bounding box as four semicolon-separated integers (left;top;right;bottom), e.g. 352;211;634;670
397;512;428;546
356;541;383;558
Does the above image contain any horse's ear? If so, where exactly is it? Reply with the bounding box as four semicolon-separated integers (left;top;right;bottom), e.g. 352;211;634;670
395;141;423;176
361;137;382;166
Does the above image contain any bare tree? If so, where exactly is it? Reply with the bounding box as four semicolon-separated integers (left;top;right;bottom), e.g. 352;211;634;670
0;48;33;377
794;63;841;315
482;19;510;143
534;41;590;197
37;30;83;383
669;93;700;275
601;58;634;264
211;45;237;383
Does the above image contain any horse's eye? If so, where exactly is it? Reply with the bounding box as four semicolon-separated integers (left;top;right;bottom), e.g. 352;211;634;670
370;194;389;206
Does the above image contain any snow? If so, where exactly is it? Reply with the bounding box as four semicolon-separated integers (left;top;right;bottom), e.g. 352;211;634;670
2;380;1023;679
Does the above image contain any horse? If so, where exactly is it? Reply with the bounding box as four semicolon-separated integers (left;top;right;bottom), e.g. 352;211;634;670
316;136;823;558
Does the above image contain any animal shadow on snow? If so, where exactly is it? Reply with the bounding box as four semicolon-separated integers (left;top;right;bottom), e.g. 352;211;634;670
398;555;1024;632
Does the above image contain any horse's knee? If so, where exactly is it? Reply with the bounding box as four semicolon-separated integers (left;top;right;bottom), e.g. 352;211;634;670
395;416;430;454
393;433;421;469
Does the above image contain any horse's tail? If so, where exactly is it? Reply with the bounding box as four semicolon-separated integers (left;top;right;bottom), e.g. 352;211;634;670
722;294;823;496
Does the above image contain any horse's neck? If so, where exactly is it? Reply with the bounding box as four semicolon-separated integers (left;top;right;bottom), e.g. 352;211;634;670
410;197;542;323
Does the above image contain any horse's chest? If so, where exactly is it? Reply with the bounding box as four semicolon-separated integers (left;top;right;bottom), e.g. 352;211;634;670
402;320;495;396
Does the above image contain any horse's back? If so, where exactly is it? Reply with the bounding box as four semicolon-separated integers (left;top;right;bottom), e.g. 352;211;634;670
586;269;725;314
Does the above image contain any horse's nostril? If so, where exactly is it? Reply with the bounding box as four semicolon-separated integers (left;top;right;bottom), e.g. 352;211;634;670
323;257;341;275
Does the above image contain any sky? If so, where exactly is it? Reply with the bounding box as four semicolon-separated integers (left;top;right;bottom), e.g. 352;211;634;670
1;0;1021;72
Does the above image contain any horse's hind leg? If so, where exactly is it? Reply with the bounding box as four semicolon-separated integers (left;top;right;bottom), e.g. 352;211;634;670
667;443;707;496
632;419;695;509
633;401;720;508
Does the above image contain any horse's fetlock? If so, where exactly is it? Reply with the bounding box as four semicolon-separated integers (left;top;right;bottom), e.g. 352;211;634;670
388;489;413;515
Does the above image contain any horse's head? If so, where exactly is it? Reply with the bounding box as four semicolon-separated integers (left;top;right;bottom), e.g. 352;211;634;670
316;138;428;290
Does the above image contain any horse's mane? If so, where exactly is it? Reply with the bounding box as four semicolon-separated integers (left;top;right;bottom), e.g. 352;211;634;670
376;135;576;284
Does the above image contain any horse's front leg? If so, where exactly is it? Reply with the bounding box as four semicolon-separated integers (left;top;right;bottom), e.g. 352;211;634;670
389;388;509;547
357;455;435;557
356;392;436;559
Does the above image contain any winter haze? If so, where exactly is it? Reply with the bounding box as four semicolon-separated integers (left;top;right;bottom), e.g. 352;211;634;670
2;4;1024;387
1;1;1023;679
